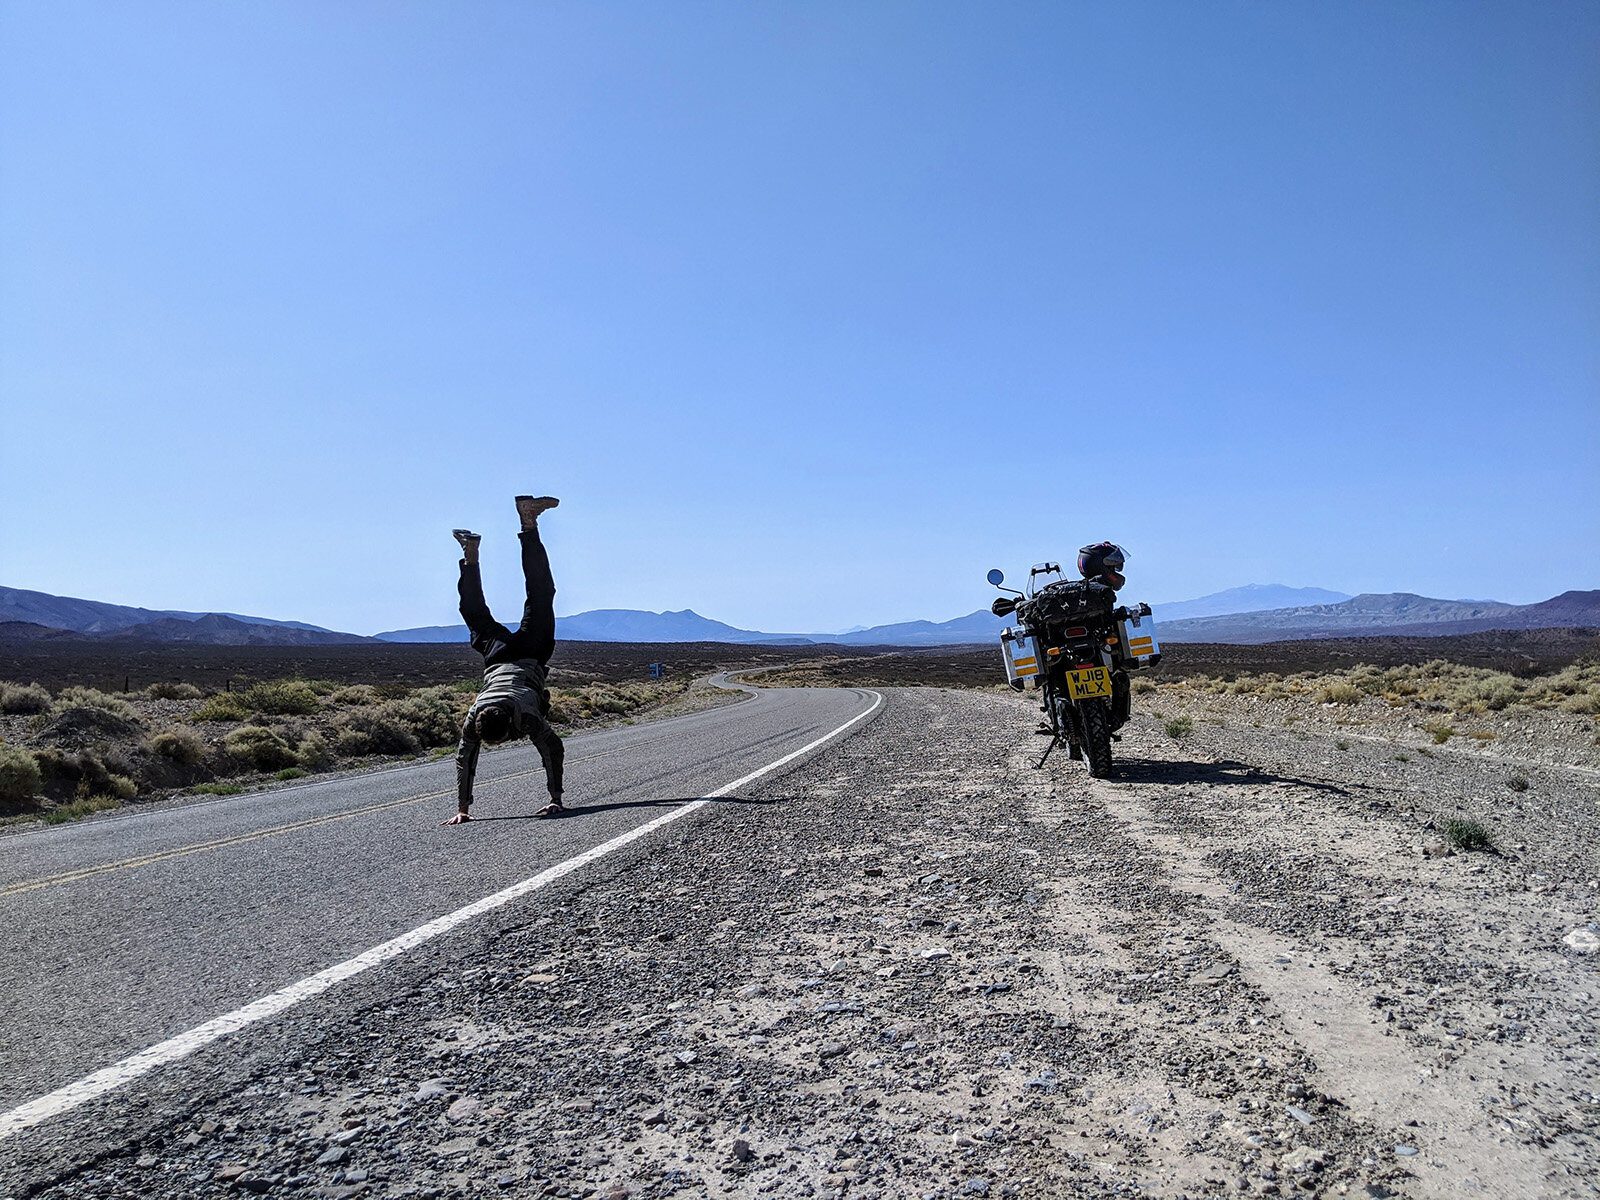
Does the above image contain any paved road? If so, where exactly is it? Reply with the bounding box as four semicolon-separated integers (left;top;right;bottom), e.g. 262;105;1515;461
0;681;878;1131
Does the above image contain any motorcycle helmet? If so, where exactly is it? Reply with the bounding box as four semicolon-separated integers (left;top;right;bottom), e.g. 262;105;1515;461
1077;541;1128;591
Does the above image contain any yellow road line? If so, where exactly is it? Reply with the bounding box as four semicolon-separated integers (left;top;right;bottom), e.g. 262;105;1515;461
2;728;694;899
1;764;548;900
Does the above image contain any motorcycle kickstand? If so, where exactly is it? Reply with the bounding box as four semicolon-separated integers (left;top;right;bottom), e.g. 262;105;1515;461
1035;737;1061;770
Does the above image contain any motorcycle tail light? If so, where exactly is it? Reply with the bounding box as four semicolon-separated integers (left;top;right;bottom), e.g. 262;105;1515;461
1065;626;1086;637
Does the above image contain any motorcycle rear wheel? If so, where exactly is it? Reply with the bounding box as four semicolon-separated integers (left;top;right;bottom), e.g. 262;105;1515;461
1082;700;1114;778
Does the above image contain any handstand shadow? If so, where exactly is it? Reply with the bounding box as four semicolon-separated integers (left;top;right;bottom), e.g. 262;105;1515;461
1112;756;1351;797
467;794;779;821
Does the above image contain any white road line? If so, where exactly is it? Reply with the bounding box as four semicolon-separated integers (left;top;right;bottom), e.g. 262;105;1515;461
0;690;882;1141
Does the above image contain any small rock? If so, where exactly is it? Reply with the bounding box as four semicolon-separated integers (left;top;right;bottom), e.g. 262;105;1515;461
1192;962;1236;985
731;1138;755;1163
136;1156;158;1168
1285;1105;1314;1125
216;1163;249;1181
819;1042;848;1060
642;1111;668;1127
1423;841;1452;858
673;1050;698;1066
414;1078;451;1100
181;1132;202;1147
1281;1147;1323;1173
315;1147;350;1167
964;1180;991;1196
332;1128;361;1145
344;1169;369;1183
1564;929;1600;954
520;973;559;986
920;948;951;961
1394;1143;1419;1157
735;984;764;999
446;1097;482;1122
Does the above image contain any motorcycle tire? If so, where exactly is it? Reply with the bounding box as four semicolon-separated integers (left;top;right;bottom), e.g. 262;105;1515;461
1082;700;1114;779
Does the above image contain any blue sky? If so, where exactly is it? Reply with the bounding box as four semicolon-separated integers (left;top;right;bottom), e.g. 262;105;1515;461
2;2;1595;635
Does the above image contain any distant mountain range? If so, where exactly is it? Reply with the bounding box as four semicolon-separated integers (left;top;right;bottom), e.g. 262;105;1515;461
3;583;1596;649
1151;584;1352;622
1158;590;1600;644
0;586;372;646
373;607;1013;647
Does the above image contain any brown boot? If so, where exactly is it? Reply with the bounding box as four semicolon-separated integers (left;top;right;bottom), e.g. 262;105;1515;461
515;495;560;530
452;529;481;564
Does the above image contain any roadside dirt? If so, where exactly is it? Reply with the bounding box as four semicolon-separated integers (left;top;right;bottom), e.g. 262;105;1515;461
30;688;1597;1199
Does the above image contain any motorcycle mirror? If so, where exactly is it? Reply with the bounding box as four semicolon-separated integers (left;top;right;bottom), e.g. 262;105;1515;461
986;569;1005;587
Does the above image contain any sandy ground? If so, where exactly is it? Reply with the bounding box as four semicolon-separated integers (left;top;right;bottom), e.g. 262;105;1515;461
30;688;1599;1200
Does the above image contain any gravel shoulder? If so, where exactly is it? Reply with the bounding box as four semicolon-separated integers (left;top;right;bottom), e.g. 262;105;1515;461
17;688;1596;1200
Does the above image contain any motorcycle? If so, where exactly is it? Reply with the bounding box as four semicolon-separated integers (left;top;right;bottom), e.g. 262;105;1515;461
985;563;1161;778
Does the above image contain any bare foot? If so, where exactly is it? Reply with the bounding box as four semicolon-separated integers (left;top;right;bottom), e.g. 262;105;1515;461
441;811;473;825
535;801;566;819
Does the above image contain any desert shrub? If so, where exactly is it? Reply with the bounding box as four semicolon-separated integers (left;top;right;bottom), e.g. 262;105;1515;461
1442;818;1493;852
147;727;205;766
1348;665;1386;694
242;679;321;716
275;767;307;781
1507;774;1530;793
1423;721;1455;744
1459;673;1521;713
54;686;136;719
222;725;299;770
1131;678;1157;695
332;710;418;757
192;782;243;795
143;681;203;700
1559;691;1600;716
0;681;52;714
549;681;674;725
104;773;138;800
43;794;121;824
378;688;465;748
327;684;383;706
1316;683;1362;705
295;732;334;770
1164;715;1194;740
0;746;43;804
193;692;251;722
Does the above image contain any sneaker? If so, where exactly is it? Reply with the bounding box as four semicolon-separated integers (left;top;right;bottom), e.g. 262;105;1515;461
452;529;481;553
515;495;560;527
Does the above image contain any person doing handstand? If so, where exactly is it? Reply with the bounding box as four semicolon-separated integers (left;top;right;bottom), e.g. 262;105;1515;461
443;495;566;825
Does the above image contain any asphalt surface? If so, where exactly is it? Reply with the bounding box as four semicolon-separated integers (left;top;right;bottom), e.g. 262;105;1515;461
0;680;878;1139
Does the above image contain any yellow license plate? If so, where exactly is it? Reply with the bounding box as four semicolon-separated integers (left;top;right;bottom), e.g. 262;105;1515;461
1065;666;1112;700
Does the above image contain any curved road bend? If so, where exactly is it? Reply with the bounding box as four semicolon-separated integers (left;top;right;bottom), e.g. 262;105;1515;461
0;681;880;1126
